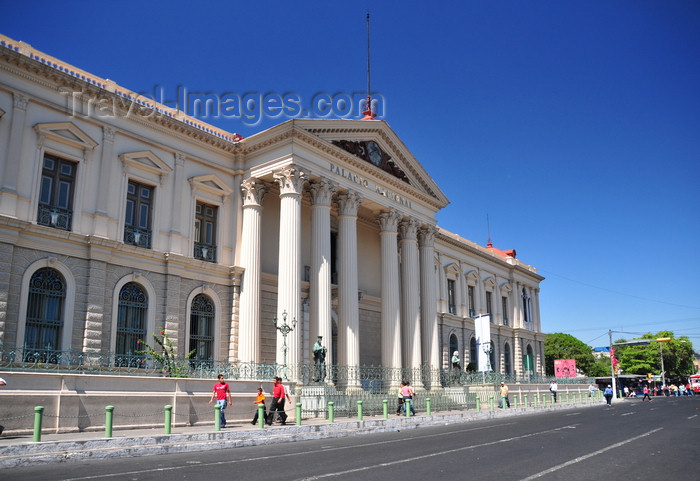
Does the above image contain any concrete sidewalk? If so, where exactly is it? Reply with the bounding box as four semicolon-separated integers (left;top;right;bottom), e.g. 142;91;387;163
0;400;605;468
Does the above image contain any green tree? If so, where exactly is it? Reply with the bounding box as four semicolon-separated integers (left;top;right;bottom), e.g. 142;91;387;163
613;331;695;378
136;328;195;377
544;333;596;376
588;356;613;377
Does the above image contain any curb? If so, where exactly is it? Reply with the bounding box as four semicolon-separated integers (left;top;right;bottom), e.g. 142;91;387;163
0;401;601;468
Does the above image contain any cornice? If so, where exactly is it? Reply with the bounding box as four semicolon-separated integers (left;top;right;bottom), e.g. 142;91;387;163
243;125;447;211
0;42;244;155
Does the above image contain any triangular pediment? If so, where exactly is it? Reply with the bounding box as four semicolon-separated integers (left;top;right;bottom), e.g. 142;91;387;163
33;121;98;151
189;174;233;200
245;119;449;211
119;150;172;177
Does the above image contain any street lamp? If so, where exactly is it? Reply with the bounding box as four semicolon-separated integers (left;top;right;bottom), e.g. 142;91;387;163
273;310;296;377
655;337;672;388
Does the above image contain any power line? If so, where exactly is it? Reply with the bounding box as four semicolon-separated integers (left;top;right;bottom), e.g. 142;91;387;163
539;269;700;310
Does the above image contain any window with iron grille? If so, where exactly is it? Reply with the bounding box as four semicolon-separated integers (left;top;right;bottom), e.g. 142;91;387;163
124;180;153;248
194;202;217;262
24;268;65;359
37;154;75;231
190;294;214;363
502;297;509;326
116;282;147;360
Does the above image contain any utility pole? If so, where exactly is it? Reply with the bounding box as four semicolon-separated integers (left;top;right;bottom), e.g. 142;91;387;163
609;330;617;399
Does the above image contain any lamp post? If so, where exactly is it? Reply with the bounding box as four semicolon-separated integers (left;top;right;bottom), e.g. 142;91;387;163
655;337;671;388
273;310;296;378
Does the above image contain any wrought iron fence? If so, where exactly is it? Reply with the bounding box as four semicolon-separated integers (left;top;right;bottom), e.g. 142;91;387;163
0;344;592;388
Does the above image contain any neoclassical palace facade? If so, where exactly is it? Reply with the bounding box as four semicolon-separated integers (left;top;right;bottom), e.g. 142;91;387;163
0;35;545;384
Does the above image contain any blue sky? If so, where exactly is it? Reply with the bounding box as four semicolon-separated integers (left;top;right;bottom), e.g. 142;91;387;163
3;1;699;350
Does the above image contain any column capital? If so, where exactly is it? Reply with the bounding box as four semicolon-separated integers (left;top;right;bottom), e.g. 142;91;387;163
273;164;308;196
398;217;419;241
308;178;337;206
336;190;363;216
418;225;438;247
241;177;267;208
376;209;400;233
13;92;28;111
103;126;116;143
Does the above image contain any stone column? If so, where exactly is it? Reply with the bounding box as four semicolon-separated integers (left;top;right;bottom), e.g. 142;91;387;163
336;190;362;388
377;209;402;376
0;93;28;217
399;217;422;386
273;165;308;373
418;225;440;382
308;178;336;379
238;178;267;363
93;126;115;237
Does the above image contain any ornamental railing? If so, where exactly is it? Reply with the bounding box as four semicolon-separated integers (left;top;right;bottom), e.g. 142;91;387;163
0;344;592;388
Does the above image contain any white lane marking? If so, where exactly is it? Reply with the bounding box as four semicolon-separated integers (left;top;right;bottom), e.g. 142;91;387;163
518;427;663;481
61;422;520;480
688;415;697;420
621;412;635;416
298;425;579;480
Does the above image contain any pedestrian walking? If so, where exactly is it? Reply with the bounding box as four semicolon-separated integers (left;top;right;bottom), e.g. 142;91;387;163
603;384;613;406
500;382;510;408
266;377;288;425
396;382;404;415
641;385;652;402
589;382;597;397
401;380;416;415
209;374;232;428
251;387;267;425
550;380;558;403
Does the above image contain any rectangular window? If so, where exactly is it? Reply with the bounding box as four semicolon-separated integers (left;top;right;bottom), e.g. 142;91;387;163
124;180;153;248
502;297;509;326
447;279;456;315
468;285;475;317
486;291;493;320
194;201;217;262
37;154;76;231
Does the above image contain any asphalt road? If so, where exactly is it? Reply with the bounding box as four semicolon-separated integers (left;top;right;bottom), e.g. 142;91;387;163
5;396;699;481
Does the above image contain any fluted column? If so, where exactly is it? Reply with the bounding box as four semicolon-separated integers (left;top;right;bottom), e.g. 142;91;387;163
336;190;362;388
377;209;402;376
399;217;422;387
273;165;308;373
308;178;337;379
238;178;267;363
418;225;440;382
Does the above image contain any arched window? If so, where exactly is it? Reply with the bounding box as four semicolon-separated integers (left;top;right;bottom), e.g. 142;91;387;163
449;333;459;366
24;268;66;358
189;294;214;364
469;337;477;369
504;343;512;374
525;345;535;373
116;282;147;360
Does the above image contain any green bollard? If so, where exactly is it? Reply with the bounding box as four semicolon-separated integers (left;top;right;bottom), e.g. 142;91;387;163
542;393;547;406
534;393;538;407
426;398;431;416
257;403;265;428
105;405;115;438
489;396;494;411
214;404;221;431
476;397;481;412
383;399;388;419
33;406;44;442
523;394;528;407
164;405;172;435
566;392;570;403
513;396;517;409
328;401;335;423
296;402;302;426
357;400;363;421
